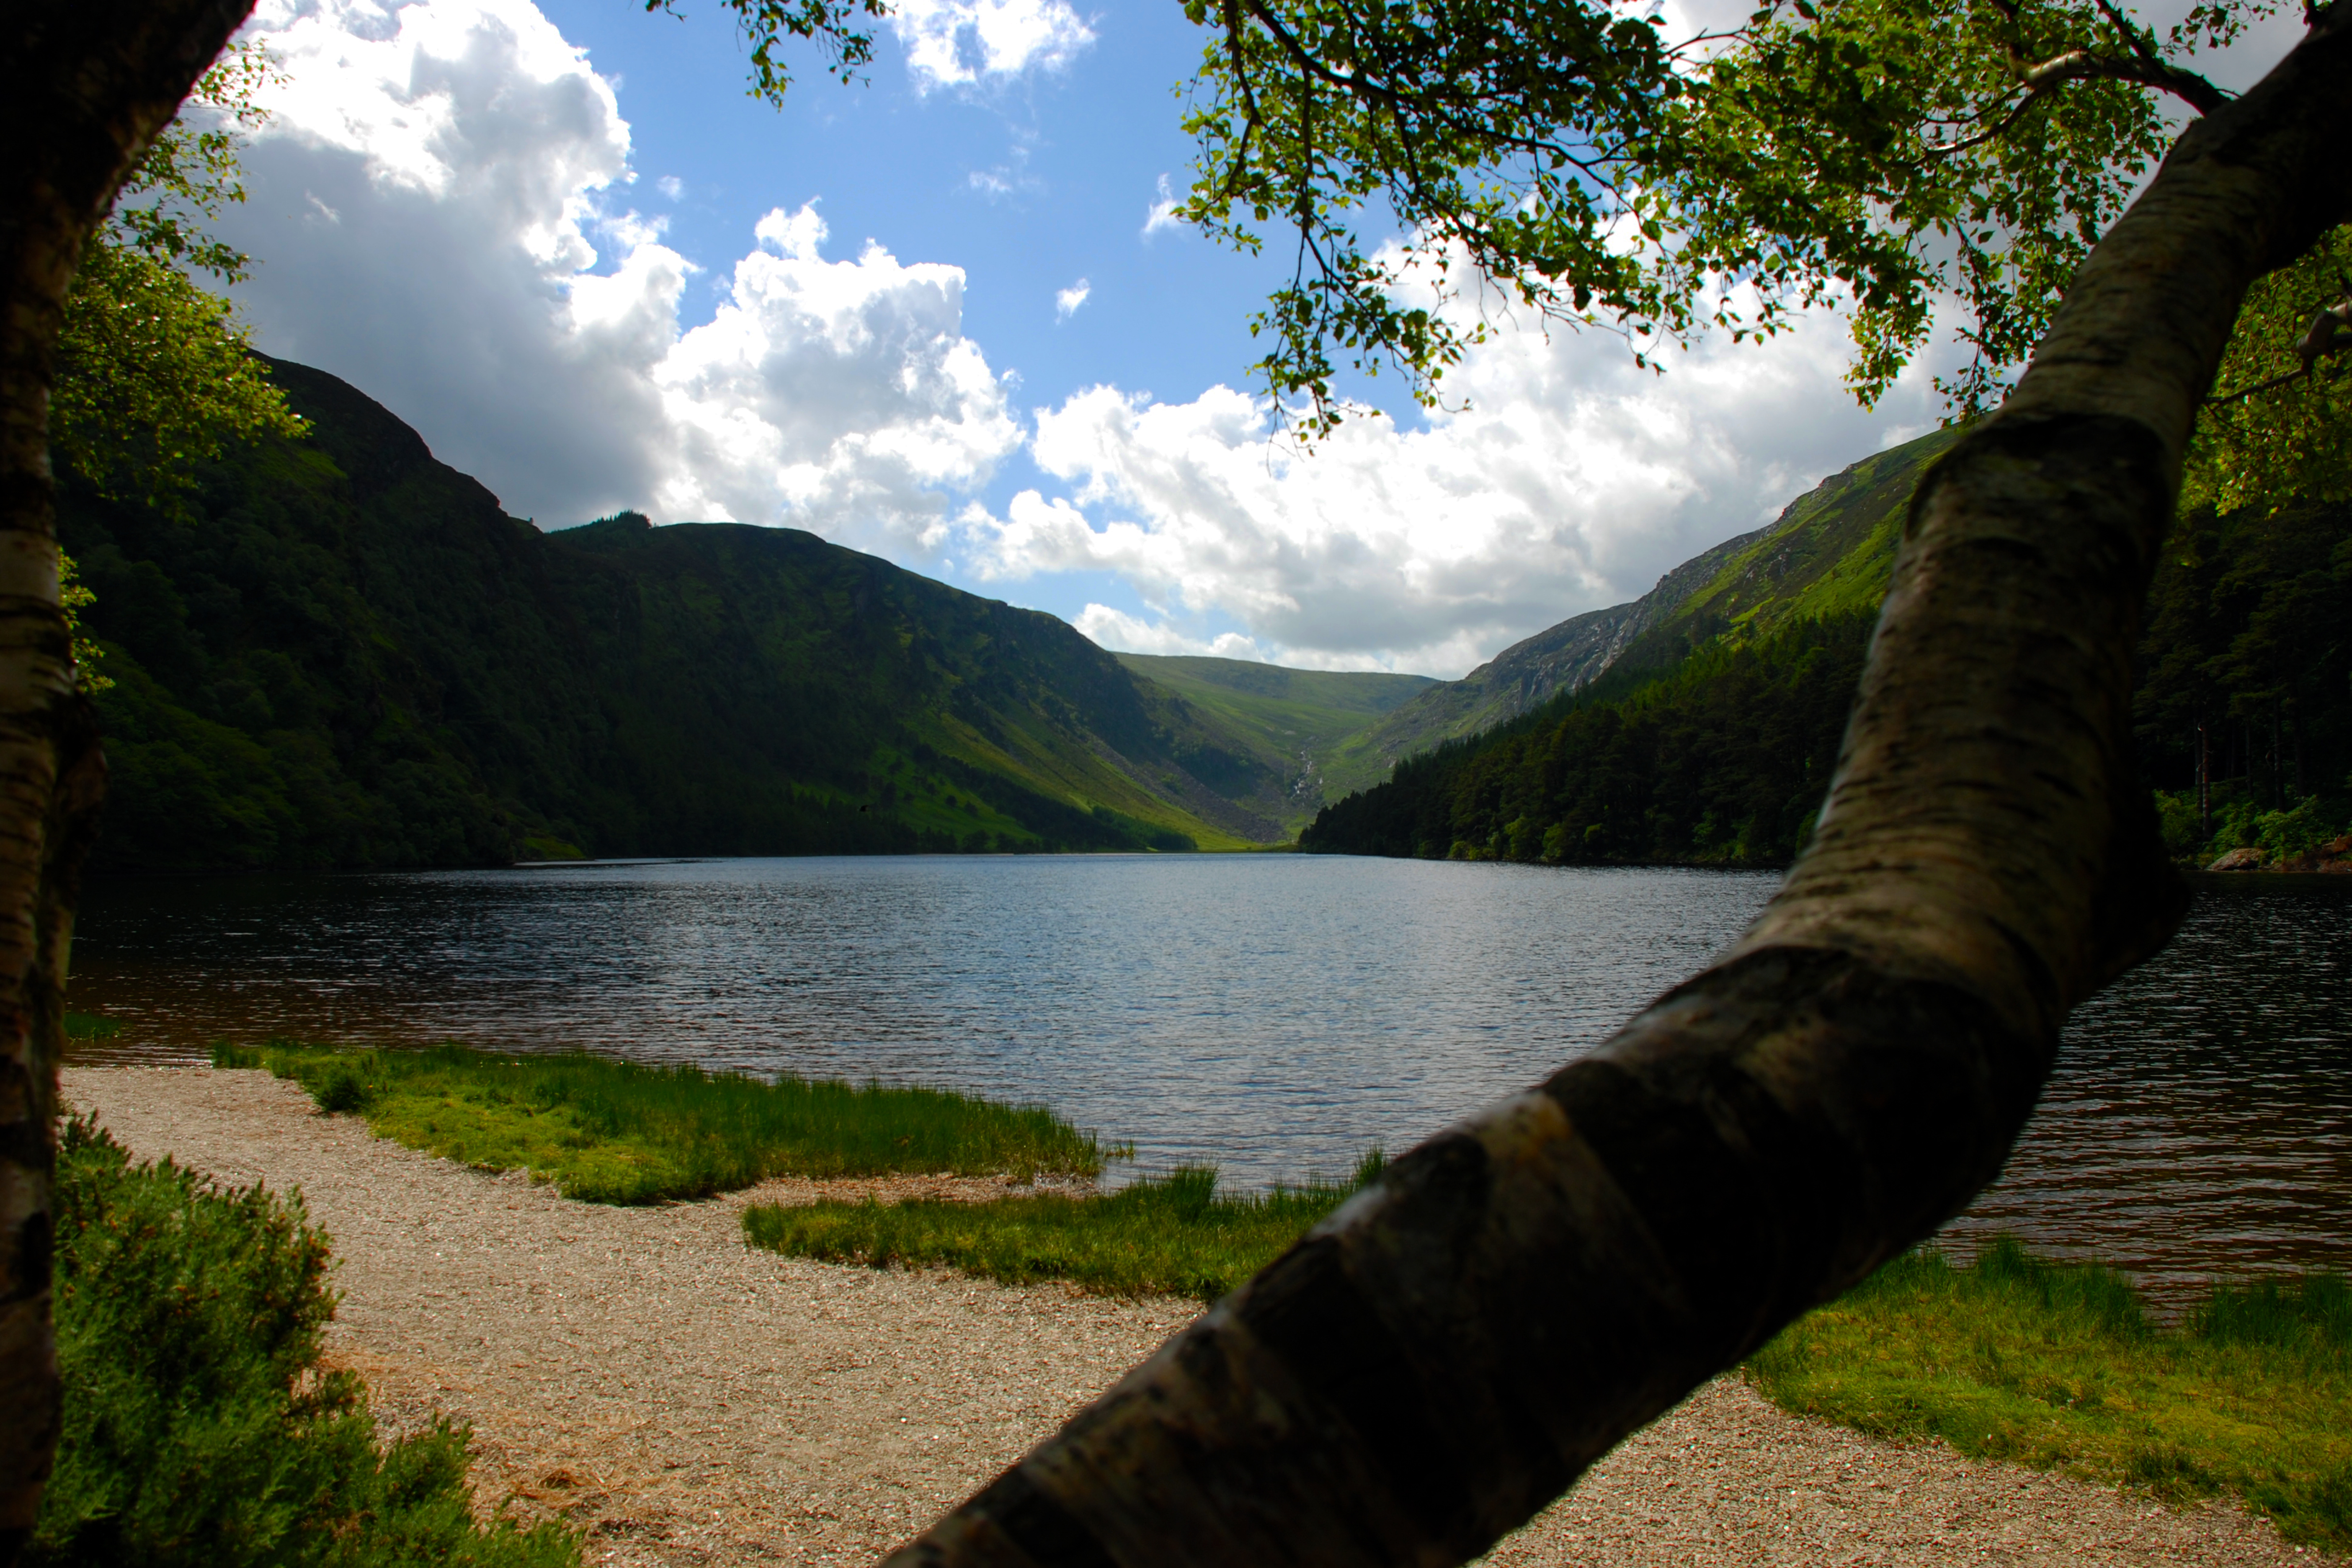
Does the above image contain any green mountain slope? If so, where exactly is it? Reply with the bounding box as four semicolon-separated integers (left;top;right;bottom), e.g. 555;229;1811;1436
1333;425;1964;791
65;358;1297;871
1302;427;2352;868
1111;655;1436;835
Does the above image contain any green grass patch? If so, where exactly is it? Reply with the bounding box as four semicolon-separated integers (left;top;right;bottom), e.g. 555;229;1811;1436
1749;1236;2352;1552
63;1012;121;1041
213;1039;1106;1204
35;1116;578;1567
744;1152;1384;1302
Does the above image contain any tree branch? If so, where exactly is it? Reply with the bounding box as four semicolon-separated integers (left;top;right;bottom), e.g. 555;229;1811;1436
881;10;2352;1566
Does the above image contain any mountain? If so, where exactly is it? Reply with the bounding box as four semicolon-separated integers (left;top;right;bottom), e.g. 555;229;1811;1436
1326;425;1965;795
65;358;1315;871
1301;425;2352;869
1111;655;1436;836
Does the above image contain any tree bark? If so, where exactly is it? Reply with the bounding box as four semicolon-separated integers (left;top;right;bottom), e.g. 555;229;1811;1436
883;13;2352;1568
0;0;253;1555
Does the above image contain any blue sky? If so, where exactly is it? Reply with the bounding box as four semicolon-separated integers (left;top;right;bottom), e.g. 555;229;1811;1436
220;0;2223;676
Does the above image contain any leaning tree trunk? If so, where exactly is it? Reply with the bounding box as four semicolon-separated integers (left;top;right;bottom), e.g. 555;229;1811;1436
0;0;254;1555
886;14;2352;1568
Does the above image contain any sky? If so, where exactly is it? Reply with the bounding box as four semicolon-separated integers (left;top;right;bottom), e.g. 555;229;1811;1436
201;0;2301;678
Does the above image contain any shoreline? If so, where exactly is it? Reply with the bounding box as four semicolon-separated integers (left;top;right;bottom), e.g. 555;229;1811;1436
59;1063;2316;1568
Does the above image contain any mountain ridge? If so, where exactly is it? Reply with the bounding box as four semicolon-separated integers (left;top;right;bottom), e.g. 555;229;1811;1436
1322;424;1964;797
68;358;1317;868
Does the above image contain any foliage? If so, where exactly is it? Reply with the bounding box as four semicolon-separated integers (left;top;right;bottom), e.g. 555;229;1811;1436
51;41;305;513
31;1117;578;1567
2132;498;2352;841
2187;225;2352;519
1749;1238;2352;1554
649;0;892;101
61;357;1301;871
225;1040;1106;1203
60;552;110;694
1168;0;2263;431
744;1152;1387;1302
1302;611;1872;864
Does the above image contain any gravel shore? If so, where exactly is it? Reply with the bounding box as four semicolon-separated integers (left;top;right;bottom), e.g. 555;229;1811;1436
64;1065;2314;1568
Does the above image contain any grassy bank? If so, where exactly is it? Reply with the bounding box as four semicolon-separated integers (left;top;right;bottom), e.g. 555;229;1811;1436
216;1041;1106;1204
744;1153;1384;1302
1750;1238;2352;1552
36;1117;577;1567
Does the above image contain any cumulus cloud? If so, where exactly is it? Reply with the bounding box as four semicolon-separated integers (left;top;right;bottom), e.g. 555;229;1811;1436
214;0;1971;680
890;0;1095;93
957;292;1959;676
218;0;1017;547
1054;278;1090;320
648;206;1019;545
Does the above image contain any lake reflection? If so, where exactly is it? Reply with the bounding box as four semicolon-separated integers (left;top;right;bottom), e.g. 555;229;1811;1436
70;856;2352;1302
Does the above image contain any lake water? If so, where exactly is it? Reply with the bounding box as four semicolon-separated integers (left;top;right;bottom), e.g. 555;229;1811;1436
69;856;2352;1303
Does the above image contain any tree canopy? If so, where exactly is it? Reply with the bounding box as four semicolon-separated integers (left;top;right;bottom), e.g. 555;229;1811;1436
49;41;304;517
1169;0;2312;432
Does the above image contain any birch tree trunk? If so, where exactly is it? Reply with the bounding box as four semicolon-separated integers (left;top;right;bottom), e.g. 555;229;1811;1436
885;13;2352;1568
0;0;253;1554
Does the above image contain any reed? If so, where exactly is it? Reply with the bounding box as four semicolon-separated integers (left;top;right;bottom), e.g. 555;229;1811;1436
743;1153;1385;1302
213;1040;1105;1204
1749;1236;2352;1552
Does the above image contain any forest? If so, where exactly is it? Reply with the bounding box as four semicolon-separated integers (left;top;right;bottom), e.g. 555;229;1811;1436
1304;493;2352;868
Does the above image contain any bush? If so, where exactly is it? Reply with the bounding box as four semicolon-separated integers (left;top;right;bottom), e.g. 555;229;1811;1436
31;1117;579;1568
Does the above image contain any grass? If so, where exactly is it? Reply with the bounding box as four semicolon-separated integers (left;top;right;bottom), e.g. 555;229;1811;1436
64;1012;120;1040
213;1040;1108;1204
1749;1236;2352;1553
744;1151;1385;1302
37;1116;578;1567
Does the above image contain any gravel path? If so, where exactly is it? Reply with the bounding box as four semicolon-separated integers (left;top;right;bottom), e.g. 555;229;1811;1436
64;1065;2314;1568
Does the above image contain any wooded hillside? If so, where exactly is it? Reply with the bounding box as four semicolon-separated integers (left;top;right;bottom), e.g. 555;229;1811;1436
1305;447;2352;867
64;359;1302;871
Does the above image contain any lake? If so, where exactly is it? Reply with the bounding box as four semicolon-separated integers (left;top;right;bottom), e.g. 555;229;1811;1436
69;855;2352;1303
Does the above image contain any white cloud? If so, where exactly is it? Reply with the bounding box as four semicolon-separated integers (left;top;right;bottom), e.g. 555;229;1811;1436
648;208;1021;544
1142;173;1181;237
890;0;1095;93
655;173;682;200
1054;278;1090;320
219;0;1017;548
1071;605;1264;660
959;289;1960;676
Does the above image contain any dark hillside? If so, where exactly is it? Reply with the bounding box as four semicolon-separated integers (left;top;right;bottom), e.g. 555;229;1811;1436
65;358;1284;872
1331;425;1964;792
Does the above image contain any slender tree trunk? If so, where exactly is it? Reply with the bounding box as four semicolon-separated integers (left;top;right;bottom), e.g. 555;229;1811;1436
885;15;2352;1568
2198;718;2210;840
1;1;253;1555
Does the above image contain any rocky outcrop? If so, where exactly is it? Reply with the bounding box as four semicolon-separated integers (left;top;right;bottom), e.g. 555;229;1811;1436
2205;835;2352;873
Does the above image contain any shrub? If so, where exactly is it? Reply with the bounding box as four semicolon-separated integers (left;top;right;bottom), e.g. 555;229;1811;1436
31;1117;579;1568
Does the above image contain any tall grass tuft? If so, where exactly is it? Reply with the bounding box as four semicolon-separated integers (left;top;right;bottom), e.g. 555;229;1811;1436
1749;1235;2352;1553
217;1040;1105;1204
33;1117;578;1567
744;1150;1387;1302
